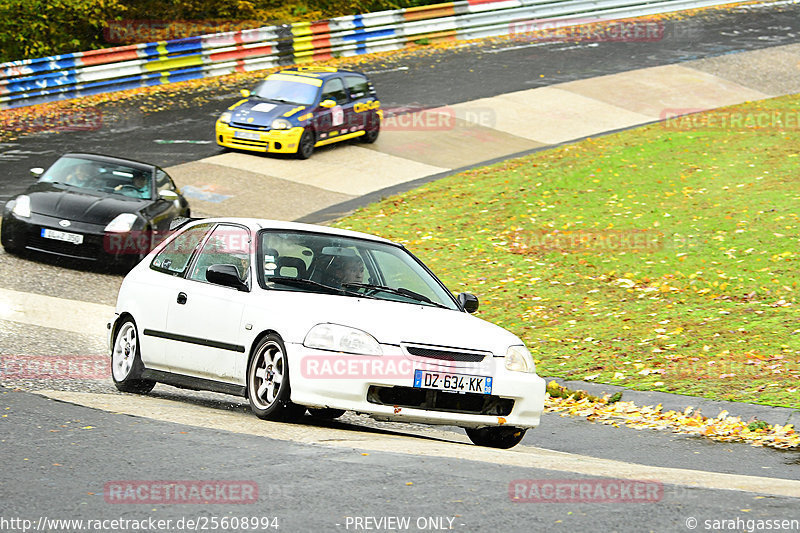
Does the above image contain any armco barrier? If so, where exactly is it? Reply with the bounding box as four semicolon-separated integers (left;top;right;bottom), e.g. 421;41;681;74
0;0;739;110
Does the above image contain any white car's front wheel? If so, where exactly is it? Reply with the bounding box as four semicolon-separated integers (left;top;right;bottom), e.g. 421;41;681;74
247;334;305;421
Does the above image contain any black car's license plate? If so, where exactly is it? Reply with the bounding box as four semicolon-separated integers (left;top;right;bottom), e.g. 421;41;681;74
41;228;83;245
413;369;492;394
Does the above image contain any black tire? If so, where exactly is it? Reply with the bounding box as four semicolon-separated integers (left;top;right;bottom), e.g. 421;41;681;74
361;112;380;143
1;234;23;255
1;220;24;255
296;129;315;159
465;426;527;449
247;334;306;421
111;319;156;394
307;407;346;419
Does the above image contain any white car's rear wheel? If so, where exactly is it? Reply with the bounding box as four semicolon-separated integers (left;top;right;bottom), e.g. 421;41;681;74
111;319;155;394
465;426;527;449
247;334;305;421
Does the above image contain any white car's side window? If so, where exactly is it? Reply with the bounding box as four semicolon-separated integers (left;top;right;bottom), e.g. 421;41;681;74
189;224;251;284
151;223;213;275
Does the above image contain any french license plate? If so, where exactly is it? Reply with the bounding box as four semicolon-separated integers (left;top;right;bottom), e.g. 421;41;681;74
234;130;261;141
41;228;83;245
413;369;492;395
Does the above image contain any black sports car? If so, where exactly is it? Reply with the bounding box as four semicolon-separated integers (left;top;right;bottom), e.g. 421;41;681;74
1;153;190;268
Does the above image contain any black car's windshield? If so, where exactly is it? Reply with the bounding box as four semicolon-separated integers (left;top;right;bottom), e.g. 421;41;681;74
253;77;319;106
40;156;152;200
259;230;459;310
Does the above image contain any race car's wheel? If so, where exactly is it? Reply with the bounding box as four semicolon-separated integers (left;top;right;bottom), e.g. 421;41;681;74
465;426;527;449
307;407;346;419
111;319;156;394
247;334;306;421
361;112;380;144
296;129;315;159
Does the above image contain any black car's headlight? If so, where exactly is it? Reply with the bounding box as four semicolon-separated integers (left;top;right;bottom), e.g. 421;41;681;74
105;213;138;233
11;195;31;218
218;112;232;124
270;118;292;130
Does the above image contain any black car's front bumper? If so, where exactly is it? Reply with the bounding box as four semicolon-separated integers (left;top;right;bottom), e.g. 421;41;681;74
1;211;143;263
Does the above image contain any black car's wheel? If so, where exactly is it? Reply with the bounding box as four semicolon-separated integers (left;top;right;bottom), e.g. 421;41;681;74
307;407;346;420
465;426;527;449
296;129;316;159
111;319;156;394
247;334;305;421
361;112;380;144
0;225;23;255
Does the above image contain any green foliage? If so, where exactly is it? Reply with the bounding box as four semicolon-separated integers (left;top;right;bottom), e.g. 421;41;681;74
335;94;800;409
0;0;125;62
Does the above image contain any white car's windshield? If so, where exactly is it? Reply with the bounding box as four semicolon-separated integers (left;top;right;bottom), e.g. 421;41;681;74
259;230;459;310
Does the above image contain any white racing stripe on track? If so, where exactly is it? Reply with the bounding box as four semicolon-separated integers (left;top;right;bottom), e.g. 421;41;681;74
38;390;800;499
0;288;113;338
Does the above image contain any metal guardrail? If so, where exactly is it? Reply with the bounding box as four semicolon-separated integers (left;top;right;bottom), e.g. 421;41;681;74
0;0;740;109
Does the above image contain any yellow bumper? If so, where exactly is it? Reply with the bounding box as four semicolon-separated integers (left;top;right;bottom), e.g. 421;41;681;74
215;122;304;154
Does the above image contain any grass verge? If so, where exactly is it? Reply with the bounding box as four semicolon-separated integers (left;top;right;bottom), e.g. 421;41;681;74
335;94;800;410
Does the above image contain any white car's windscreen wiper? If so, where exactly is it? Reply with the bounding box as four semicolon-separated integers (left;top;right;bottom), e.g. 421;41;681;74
341;283;449;309
268;276;376;299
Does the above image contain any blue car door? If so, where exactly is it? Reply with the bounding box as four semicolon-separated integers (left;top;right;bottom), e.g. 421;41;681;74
314;77;351;143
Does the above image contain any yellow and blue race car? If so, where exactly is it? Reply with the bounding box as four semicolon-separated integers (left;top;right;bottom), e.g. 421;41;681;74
215;66;382;159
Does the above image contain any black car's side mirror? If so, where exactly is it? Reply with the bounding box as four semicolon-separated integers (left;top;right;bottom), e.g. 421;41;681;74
206;264;248;292
457;292;479;314
30;167;44;178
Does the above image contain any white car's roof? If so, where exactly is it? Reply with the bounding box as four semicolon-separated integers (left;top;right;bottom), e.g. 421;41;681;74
192;217;398;246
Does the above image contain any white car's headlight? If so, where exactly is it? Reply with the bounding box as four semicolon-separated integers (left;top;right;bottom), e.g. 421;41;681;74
218;111;232;124
505;345;535;373
304;324;382;356
12;195;31;218
270;118;292;130
104;213;138;233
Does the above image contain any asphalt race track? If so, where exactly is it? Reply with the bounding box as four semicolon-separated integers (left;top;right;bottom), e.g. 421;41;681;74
1;2;800;532
2;2;800;203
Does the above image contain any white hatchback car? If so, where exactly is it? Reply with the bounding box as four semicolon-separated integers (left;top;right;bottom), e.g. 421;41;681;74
109;218;545;448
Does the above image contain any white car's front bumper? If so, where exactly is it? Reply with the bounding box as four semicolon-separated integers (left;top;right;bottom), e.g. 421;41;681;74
287;344;545;429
